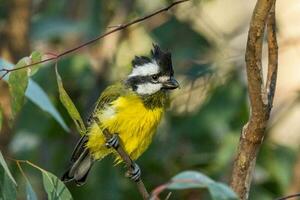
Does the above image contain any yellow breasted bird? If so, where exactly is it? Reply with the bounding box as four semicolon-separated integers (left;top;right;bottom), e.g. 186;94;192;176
62;44;179;185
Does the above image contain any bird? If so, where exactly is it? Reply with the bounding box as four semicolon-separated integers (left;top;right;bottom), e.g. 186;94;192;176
61;44;179;186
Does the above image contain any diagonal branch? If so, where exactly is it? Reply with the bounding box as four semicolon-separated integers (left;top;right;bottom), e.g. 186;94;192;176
0;0;189;81
93;117;149;200
276;193;300;200
230;0;278;199
102;129;150;200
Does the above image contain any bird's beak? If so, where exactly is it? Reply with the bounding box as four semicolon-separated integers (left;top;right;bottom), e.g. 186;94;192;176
162;77;179;90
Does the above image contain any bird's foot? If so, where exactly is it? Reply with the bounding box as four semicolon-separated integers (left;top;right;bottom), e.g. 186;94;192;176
105;134;119;148
126;162;141;182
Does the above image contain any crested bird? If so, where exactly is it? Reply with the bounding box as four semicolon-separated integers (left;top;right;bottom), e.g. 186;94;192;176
62;44;179;185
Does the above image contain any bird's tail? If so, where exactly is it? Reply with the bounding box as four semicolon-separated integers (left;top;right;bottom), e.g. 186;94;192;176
61;135;94;186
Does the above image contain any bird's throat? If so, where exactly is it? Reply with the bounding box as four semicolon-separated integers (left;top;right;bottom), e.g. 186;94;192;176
141;91;170;109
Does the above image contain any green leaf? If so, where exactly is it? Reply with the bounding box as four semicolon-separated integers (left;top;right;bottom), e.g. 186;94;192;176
55;65;86;135
208;182;238;200
0;58;69;132
41;170;73;200
168;171;213;189
8;57;29;118
26;79;69;132
0;151;16;185
29;51;42;76
26;179;38;200
167;171;238;200
0;166;16;200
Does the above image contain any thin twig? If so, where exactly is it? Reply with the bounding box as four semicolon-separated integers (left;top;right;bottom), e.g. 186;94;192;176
0;0;189;81
8;158;48;173
230;0;277;199
165;192;172;200
16;161;30;182
275;193;300;200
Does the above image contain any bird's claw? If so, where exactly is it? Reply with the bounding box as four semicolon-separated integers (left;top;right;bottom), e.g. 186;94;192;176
126;163;141;182
105;134;119;148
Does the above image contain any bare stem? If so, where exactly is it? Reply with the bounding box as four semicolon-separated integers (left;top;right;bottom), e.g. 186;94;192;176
93;116;149;199
276;193;300;200
266;3;278;107
101;129;150;199
0;0;189;81
230;0;278;199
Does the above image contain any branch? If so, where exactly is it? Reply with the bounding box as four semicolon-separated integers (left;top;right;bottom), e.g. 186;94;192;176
0;0;189;81
92;116;149;199
266;3;278;107
276;193;300;200
230;0;277;199
102;129;150;200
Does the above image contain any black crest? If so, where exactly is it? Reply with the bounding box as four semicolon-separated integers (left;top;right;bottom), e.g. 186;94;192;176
130;44;174;75
132;56;152;67
151;44;173;75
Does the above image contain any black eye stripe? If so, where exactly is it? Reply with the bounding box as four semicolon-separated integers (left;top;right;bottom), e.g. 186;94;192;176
127;76;147;84
127;74;162;85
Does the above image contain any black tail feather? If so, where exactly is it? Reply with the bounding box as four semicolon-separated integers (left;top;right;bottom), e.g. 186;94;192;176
71;135;88;162
62;135;93;186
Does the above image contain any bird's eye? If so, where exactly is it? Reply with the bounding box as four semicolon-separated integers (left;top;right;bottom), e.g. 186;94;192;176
152;75;159;81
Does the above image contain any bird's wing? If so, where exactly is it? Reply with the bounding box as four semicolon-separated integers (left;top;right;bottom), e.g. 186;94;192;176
87;82;128;125
70;83;127;162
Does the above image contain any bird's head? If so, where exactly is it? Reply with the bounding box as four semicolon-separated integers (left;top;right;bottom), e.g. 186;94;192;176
126;44;179;95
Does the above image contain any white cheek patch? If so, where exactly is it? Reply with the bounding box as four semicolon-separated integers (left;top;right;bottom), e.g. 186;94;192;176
129;62;159;77
136;83;162;95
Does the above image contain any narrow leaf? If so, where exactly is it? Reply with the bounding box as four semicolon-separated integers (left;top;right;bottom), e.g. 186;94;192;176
41;170;73;200
26;79;69;132
8;57;29;118
29;51;42;76
55;65;86;135
208;182;238;200
0;58;69;131
0;151;16;185
0;166;17;200
26;179;38;200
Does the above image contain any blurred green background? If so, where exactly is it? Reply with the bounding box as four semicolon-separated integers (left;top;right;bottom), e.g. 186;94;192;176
0;0;299;199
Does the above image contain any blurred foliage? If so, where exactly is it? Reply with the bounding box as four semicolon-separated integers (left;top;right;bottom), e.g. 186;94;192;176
0;151;17;200
0;58;69;131
0;106;2;132
0;0;298;200
0;166;17;200
160;171;238;200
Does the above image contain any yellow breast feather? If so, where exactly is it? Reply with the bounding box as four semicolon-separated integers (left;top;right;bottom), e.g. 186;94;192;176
86;93;164;162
